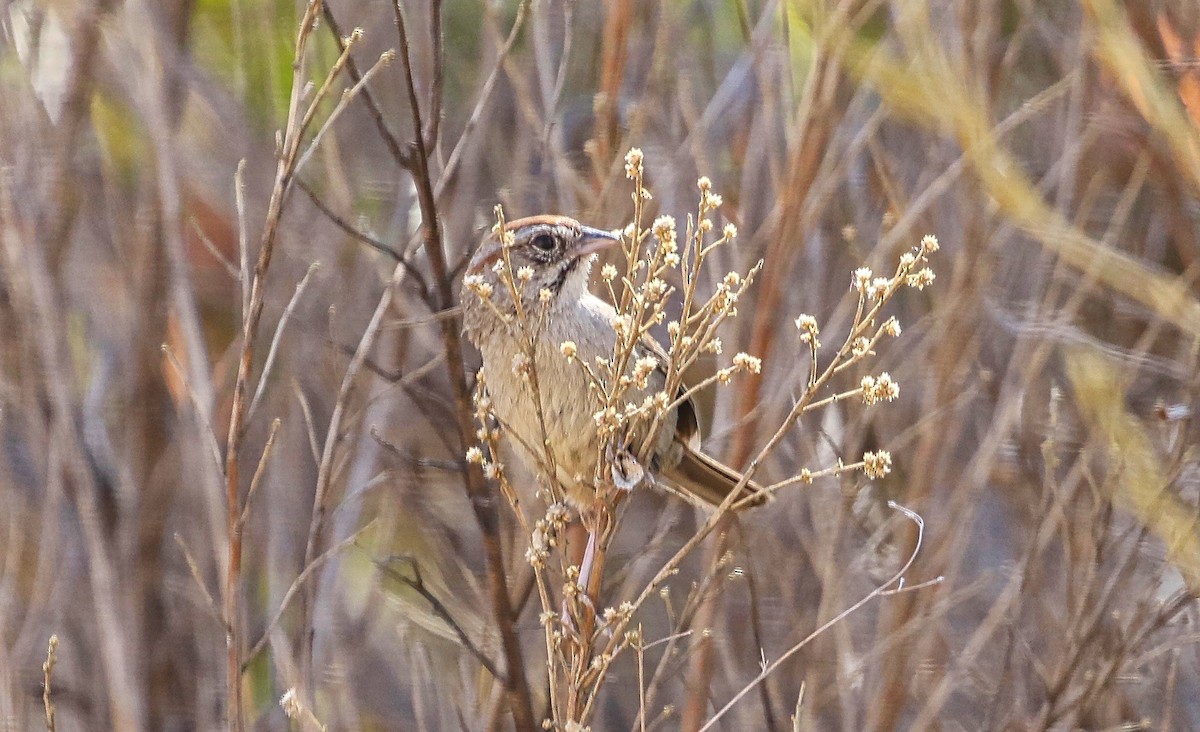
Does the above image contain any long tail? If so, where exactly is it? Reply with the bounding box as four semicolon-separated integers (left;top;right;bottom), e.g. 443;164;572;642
670;441;768;509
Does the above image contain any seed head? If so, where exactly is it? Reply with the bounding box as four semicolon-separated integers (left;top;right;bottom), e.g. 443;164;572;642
794;314;818;333
863;450;892;479
625;148;644;179
733;352;762;374
852;267;873;293
907;268;936;290
464;275;493;299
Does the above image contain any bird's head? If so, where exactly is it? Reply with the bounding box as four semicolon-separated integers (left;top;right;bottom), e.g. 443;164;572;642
462;215;621;317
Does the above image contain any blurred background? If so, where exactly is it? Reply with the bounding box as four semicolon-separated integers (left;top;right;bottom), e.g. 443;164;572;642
1;0;1199;729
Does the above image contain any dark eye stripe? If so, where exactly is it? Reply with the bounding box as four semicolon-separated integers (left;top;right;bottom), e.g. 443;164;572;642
548;257;578;294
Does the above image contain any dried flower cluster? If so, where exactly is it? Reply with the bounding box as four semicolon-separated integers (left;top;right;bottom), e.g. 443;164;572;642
559;149;767;480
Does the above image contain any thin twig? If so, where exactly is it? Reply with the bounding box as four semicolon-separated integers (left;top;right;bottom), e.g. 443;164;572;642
239;418;281;529
293;380;322;467
636;628;646;732
294;178;428;295
375;556;506;682
161;345;226;476
299;258;407;682
242;521;379;671
317;3;411;168
698;503;941;731
42;635;58;732
391;1;536;728
247;263;321;422
295;47;395;173
235;159;249;315
189;217;240;279
432;0;529;202
174;534;226;628
222;3;328;724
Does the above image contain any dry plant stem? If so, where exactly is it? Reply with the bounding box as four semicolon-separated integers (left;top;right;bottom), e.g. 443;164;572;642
3;174;144;732
375;557;504;682
174;534;224;628
678;16;851;726
294;381;322;466
295;179;421;285
295;46;394;173
190;219;240;279
221;2;327;726
698;503;936;731
161;345;226;476
791;682;806;731
473;401;561;719
632;630;696;731
299;261;403;682
247;264;321;422
244;521;378;672
239;419;281;529
318;4;410;167
636;627;647;732
564;503;621;721
433;1;528;201
391;3;536;729
563;218;932;722
592;0;633;166
236;160;249;314
43;634;58;732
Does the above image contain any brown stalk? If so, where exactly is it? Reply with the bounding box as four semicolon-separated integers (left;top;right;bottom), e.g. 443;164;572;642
298;255;404;685
43;635;58;732
3;173;144;731
244;521;378;672
680;11;855;727
375;556;505;683
391;2;536;729
592;0;634;170
34;0;118;271
221;2;325;728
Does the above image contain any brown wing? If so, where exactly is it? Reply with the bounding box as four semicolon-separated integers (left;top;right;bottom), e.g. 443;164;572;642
637;334;766;509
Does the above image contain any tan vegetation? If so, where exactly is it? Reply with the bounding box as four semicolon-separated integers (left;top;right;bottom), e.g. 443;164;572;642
0;0;1198;730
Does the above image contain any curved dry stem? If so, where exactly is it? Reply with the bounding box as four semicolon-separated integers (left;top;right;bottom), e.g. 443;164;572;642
699;502;940;731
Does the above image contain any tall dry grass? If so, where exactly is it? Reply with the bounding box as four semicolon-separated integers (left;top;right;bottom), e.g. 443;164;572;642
0;0;1198;730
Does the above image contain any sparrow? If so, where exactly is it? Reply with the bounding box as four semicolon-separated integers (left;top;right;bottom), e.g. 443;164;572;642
460;215;763;510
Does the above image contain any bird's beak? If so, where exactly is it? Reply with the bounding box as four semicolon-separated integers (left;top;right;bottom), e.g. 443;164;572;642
575;226;622;257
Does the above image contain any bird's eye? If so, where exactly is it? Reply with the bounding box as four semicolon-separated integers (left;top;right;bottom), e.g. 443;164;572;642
531;234;557;253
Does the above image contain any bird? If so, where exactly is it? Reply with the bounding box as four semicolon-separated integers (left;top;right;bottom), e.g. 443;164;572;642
460;214;764;511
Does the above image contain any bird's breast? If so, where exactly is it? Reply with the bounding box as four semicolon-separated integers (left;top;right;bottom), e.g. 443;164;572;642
477;301;614;486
